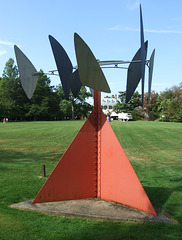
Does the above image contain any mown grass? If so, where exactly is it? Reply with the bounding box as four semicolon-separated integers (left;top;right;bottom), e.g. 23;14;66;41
0;120;182;240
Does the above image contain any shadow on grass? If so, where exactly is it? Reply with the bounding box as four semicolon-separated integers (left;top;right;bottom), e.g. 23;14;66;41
2;203;182;240
144;185;182;223
59;220;182;240
170;177;182;183
144;186;182;207
0;149;62;165
1;205;182;240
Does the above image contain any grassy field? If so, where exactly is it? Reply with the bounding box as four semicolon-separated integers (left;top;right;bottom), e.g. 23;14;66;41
0;120;182;240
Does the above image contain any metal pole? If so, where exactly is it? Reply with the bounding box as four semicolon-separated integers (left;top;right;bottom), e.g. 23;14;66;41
42;164;46;177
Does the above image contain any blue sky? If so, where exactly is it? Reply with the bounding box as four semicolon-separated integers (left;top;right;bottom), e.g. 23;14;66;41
0;0;182;97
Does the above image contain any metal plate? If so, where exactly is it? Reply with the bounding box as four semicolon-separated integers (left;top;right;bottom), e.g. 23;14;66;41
148;49;155;104
74;33;111;93
126;41;148;103
100;107;157;216
33;107;99;204
71;69;82;98
49;35;73;99
49;35;82;99
140;4;146;105
14;45;38;99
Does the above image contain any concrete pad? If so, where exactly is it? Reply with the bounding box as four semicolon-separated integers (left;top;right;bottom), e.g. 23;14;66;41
10;198;174;223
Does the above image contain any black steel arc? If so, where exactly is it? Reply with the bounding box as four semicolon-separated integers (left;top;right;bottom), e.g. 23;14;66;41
126;41;148;103
148;49;155;104
49;35;82;99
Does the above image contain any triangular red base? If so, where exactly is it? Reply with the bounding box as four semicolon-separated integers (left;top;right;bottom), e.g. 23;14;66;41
99;110;156;215
33;91;156;216
33;108;98;203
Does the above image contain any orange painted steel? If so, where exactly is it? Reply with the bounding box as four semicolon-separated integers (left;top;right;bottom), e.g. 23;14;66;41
99;110;157;215
33;108;98;203
33;90;157;216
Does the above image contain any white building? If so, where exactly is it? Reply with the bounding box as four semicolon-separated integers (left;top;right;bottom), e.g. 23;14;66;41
101;94;118;114
87;94;133;121
87;94;118;114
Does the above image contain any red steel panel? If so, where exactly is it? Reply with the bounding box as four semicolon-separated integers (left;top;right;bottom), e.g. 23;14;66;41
33;109;98;203
100;111;157;215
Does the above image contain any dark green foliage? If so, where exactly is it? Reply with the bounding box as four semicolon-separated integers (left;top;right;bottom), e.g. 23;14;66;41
2;58;19;80
114;83;182;122
0;59;92;121
25;71;60;121
59;99;73;119
130;109;144;121
113;91;142;114
113;91;143;120
158;83;182;122
143;84;182;122
0;69;60;121
56;84;93;120
0;59;29;120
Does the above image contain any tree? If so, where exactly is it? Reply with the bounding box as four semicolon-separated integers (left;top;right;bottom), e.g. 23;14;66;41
25;71;60;120
113;91;142;113
69;86;92;119
2;58;19;80
55;85;92;119
158;83;182;122
59;99;72;119
0;59;60;121
141;83;182;122
143;91;160;120
0;58;28;120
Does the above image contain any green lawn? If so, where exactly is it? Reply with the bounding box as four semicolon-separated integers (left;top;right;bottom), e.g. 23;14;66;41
0;120;182;240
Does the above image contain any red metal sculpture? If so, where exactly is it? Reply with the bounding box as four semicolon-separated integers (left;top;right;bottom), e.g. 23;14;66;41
14;4;157;216
33;90;157;216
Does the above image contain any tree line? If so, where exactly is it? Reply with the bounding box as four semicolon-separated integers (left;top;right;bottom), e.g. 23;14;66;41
0;58;93;121
113;82;182;122
0;58;181;122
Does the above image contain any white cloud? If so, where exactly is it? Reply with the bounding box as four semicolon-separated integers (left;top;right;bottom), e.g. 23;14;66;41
0;50;7;56
0;41;14;47
0;40;15;57
126;0;140;10
145;29;182;34
108;26;182;34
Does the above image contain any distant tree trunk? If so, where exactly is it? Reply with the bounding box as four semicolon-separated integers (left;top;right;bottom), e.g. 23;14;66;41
72;104;74;120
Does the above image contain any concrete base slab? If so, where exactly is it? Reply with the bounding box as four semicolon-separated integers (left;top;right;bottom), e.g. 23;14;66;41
10;198;174;223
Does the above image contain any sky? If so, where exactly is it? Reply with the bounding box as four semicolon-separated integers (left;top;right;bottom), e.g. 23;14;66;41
0;0;182;98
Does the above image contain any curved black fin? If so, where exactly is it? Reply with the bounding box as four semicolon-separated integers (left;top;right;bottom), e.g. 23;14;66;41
126;41;148;103
71;69;82;98
148;49;155;104
49;35;73;99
